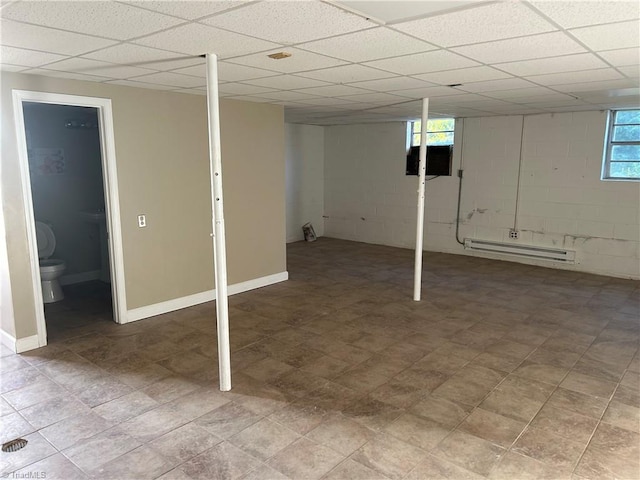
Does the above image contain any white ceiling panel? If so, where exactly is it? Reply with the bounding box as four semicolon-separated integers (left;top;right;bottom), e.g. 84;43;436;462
298;64;396;83
333;1;484;24
389;85;468;98
530;1;639;29
293;84;372;97
257;91;326;102
202;1;374;44
218;83;276;95
225;48;347;74
452;32;586;64
483;86;558;99
553;78;639;93
105;79;178;90
134;23;279;57
570;20;640;52
336;92;414;104
413;66;512;85
0;64;28;72
128;71;207;88
495;53;609;76
1;1;183;40
458;77;536;93
214;62;280;82
42;57;157;79
124;1;247;20
0;45;66;68
347;76;435;92
174;88;207;96
24;68;111;83
365;50;479;75
525;68;624;86
243;75;330;90
297;27;436;62
294;96;364;106
82;44;203;71
619;65;640;79
395;2;556;48
0;19;117;56
598;47;640;67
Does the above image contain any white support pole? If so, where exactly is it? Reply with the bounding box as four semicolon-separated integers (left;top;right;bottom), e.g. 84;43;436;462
413;97;429;301
205;53;231;391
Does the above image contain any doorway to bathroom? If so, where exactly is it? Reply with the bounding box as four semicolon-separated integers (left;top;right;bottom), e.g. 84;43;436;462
13;90;126;347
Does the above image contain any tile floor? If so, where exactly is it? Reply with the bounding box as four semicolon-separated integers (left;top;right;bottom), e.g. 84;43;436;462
1;238;639;479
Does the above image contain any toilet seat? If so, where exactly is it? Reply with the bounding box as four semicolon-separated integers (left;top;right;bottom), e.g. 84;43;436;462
40;258;66;272
35;221;56;259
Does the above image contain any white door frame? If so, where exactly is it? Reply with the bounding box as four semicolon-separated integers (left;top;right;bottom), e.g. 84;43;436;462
12;90;127;347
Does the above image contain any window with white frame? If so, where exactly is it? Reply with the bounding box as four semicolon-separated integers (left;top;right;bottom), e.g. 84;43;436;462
603;109;640;180
410;118;455;147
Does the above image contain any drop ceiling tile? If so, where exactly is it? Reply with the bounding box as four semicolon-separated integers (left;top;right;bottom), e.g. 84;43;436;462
495;53;609;76
570;20;640;52
168;63;206;78
598;47;640;67
297;27;436;62
0;45;66;68
298;64;396;83
553;78;639;93
134;23;279;58
174;89;207;96
0;64;29;72
0;19;117;56
218;83;276;95
105;79;177;90
452;32;586;64
83;44;203;71
337;92;414;104
257;91;324;102
395;2;556;47
413;66;512;85
201;1;373;44
293;85;372;97
459;78;537;93
225;95;275;103
24;68;111;82
347;76;435;92
293;97;364;106
388;85;468;98
42;57;157;79
530;1;639;29
1;1;183;40
525;68;624;86
213;63;280;82
619;65;640;78
128;71;206;88
226;47;346;74
334;1;482;24
426;93;492;104
515;93;580;104
243;75;329;90
124;0;245;20
364;50;479;75
483;86;558;99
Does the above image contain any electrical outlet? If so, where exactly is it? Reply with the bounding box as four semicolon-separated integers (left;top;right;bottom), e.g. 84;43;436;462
138;214;146;228
509;229;519;239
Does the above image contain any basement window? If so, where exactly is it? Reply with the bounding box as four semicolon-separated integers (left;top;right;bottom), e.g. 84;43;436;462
602;109;640;181
406;118;455;176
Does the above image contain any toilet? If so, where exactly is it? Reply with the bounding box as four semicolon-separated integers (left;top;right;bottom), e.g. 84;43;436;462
35;221;66;303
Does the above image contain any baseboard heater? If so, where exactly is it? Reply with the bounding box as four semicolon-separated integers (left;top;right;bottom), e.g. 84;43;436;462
464;238;576;263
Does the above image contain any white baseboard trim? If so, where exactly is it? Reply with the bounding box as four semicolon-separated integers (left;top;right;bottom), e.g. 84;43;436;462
1;330;41;353
60;270;101;286
126;271;289;323
228;271;289;296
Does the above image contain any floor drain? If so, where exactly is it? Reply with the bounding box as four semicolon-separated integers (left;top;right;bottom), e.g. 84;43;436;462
2;438;28;452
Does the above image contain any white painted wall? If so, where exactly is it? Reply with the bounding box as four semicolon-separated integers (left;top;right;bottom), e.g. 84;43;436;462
323;112;640;279
285;123;324;242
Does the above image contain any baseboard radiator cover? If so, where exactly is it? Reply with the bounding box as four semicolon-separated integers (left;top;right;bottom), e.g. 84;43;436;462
464;238;576;263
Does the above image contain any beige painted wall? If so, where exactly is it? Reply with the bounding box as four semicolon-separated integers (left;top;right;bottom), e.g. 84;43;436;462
1;72;286;341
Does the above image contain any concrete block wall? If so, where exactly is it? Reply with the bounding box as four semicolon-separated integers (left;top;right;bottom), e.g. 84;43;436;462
321;111;640;279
